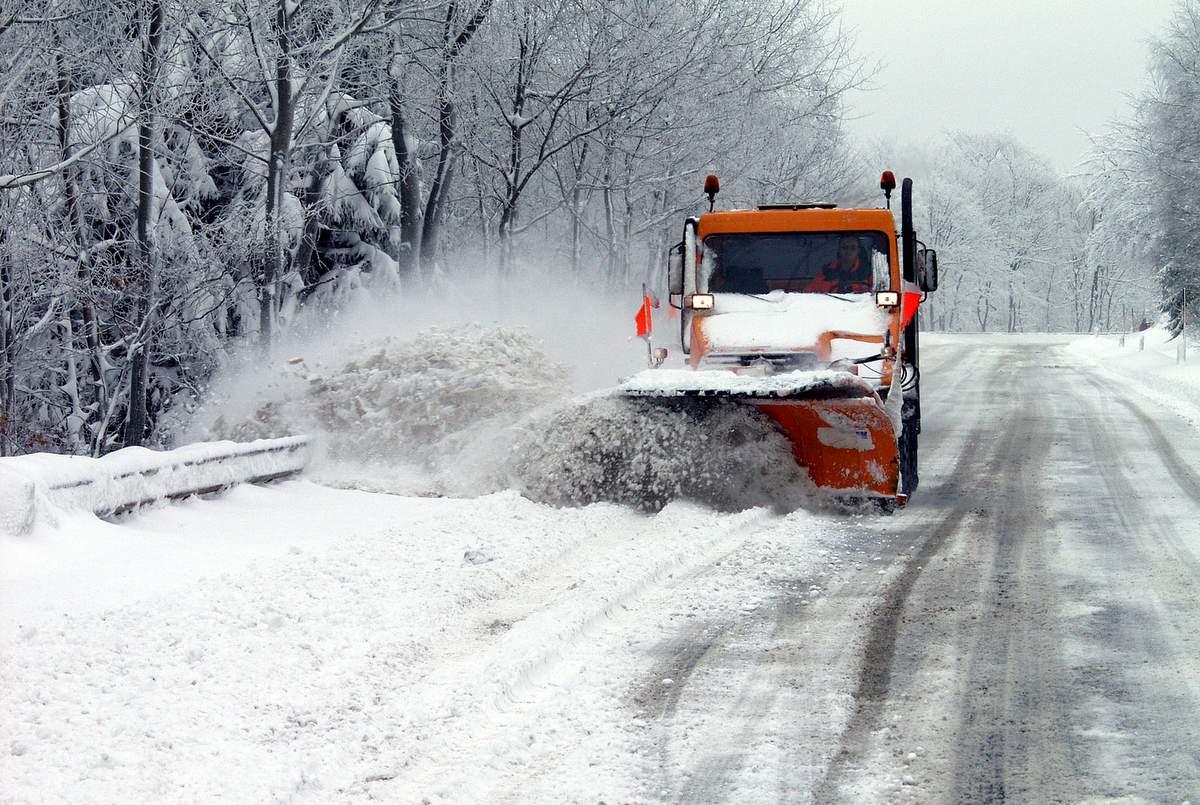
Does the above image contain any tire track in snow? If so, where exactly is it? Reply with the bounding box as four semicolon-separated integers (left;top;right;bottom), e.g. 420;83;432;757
633;563;828;802
813;347;1022;801
1110;386;1200;503
821;358;1200;803
1044;370;1200;799
624;342;1006;804
362;506;781;800
1077;372;1200;578
942;363;1070;803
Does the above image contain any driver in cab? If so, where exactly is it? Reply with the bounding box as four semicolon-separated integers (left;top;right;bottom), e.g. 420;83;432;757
804;236;872;293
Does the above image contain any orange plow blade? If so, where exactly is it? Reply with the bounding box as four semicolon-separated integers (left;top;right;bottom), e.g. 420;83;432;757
756;394;898;500
619;369;901;505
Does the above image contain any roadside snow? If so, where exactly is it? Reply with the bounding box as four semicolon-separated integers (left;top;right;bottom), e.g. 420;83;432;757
0;482;371;633
1067;327;1200;425
0;480;840;803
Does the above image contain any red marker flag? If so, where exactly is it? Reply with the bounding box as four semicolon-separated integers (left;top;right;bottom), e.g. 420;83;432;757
635;293;653;339
901;279;922;329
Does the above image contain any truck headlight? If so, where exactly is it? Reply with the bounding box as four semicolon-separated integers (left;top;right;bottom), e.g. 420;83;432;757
687;293;715;310
875;291;899;307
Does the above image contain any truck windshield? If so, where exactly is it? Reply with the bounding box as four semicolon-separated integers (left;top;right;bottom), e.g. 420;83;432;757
702;231;890;294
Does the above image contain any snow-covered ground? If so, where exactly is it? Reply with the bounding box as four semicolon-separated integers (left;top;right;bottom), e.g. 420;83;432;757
6;331;1200;803
0;477;868;802
1065;326;1200;424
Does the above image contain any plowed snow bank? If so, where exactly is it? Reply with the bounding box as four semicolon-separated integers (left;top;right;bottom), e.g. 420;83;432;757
208;326;808;511
218;326;566;463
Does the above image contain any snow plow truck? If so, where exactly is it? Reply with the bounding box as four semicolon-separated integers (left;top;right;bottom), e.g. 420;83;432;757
622;172;939;510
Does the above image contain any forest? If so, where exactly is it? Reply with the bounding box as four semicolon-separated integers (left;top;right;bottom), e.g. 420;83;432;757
0;0;1195;456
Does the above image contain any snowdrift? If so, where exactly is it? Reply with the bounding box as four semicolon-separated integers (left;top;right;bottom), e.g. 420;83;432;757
204;325;811;512
217;326;566;465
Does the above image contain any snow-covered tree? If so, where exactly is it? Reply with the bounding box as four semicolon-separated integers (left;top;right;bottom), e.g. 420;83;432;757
0;0;868;454
872;133;1086;333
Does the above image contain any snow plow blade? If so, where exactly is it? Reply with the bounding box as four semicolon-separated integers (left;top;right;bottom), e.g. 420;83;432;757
620;369;901;503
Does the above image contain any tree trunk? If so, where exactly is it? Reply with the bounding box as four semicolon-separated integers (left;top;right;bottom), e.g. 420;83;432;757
420;64;454;271
292;146;336;290
496;31;527;273
568;140;589;273
419;0;494;271
621;151;634;284
1104;283;1116;332
57;50;107;450
1087;266;1101;332
60;312;83;452
977;280;993;330
262;0;295;348
389;89;423;274
419;6;460;272
1007;263;1019;332
125;0;165;448
0;230;11;457
472;154;489;263
601;139;616;280
1043;265;1056;331
497;191;517;272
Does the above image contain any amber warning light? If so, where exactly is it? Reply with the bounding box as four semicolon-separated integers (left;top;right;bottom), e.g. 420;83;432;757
880;170;896;208
704;174;720;210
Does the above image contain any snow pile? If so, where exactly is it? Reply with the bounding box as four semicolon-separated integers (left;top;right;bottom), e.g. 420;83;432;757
508;396;812;512
308;327;562;464
208;325;819;512
1066;327;1200;424
0;466;36;536
216;326;569;491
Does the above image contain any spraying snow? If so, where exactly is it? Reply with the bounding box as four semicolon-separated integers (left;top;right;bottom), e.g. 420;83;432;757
209;325;567;493
198;317;811;510
508;396;812;512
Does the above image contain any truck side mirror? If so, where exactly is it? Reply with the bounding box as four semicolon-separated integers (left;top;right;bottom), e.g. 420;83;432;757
917;248;939;292
668;241;684;295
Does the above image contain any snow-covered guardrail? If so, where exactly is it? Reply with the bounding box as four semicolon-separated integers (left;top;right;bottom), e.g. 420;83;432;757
0;436;310;536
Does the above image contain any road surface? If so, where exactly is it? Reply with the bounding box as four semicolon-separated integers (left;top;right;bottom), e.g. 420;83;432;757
4;334;1200;803
623;334;1200;804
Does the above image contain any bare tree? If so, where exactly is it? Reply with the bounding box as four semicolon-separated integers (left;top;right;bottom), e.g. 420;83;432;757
125;0;166;446
189;0;382;345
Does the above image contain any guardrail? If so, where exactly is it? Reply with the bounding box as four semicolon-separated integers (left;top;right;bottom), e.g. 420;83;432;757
0;436;310;536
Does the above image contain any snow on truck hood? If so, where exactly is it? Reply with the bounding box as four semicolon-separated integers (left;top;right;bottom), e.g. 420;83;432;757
619;368;873;397
698;291;889;351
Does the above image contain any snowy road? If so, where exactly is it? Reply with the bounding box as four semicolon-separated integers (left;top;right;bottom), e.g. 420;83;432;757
4;334;1200;802
814;336;1200;803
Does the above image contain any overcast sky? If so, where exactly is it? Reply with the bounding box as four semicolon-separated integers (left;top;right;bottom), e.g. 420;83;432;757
838;0;1176;174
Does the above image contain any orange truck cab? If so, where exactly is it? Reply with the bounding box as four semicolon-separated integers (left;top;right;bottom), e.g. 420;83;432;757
660;173;940;506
